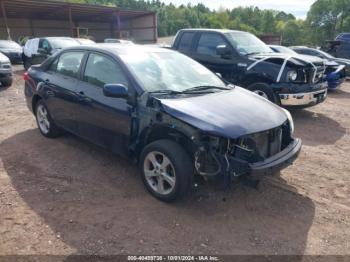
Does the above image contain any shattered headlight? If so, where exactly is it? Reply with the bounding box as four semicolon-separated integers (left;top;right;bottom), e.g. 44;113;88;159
287;70;298;81
283;108;294;135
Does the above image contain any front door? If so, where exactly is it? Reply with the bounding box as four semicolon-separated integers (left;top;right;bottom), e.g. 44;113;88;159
75;52;132;155
191;32;237;83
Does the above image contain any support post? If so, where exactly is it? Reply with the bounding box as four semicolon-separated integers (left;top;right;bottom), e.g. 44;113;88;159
0;0;11;40
29;19;34;37
112;11;121;39
153;13;157;43
116;11;121;39
68;6;74;37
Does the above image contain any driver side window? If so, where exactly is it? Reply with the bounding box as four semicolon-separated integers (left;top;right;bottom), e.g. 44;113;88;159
196;33;227;57
39;39;51;52
83;53;128;88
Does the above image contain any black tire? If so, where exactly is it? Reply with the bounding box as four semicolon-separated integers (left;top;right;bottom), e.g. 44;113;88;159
35;100;62;138
247;82;279;104
1;79;12;87
24;58;31;70
139;139;193;202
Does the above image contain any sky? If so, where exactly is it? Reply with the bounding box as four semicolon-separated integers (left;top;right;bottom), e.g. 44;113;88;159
160;0;317;19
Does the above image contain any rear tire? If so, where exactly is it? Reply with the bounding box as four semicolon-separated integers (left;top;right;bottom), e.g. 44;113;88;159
1;79;12;87
35;100;62;138
247;82;279;104
24;58;31;70
139;139;193;202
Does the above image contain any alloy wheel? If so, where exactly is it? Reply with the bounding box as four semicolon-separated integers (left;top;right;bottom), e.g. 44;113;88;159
143;151;176;195
36;104;50;134
253;90;269;99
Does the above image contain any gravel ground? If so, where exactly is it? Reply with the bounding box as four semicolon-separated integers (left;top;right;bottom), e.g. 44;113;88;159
0;65;349;256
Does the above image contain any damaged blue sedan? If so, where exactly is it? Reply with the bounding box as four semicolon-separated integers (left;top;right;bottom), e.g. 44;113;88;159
24;45;302;201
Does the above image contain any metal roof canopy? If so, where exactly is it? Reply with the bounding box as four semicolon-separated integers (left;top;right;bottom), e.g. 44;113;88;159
0;0;155;23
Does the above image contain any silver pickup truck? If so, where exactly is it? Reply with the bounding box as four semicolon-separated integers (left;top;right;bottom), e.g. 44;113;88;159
0;52;12;87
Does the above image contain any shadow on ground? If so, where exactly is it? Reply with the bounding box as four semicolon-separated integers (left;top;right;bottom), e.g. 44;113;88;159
327;88;350;100
0;129;315;255
291;109;345;146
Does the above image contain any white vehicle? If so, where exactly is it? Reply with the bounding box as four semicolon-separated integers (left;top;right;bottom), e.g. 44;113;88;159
0;52;12;87
23;37;80;70
74;38;96;45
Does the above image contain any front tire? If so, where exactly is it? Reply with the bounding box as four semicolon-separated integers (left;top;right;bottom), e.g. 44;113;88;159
247;82;279;104
35;100;62;138
140;139;193;202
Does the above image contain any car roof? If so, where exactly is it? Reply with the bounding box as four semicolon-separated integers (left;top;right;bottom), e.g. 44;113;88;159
64;43;175;56
0;39;16;43
290;46;310;49
179;28;246;34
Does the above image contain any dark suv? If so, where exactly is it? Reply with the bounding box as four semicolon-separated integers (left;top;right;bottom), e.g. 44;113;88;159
172;29;328;108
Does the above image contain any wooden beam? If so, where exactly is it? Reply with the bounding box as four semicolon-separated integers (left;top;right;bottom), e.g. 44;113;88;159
0;0;11;40
153;13;157;43
68;6;74;37
116;11;121;38
29;19;35;37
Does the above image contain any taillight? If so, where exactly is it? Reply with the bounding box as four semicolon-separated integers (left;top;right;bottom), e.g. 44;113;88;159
23;72;29;81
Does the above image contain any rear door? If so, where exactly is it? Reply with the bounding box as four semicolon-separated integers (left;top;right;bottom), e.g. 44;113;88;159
42;51;86;133
75;51;132;155
32;39;52;65
191;32;237;83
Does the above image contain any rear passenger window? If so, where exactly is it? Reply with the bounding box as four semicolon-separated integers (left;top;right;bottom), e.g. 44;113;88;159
83;53;128;88
196;33;226;57
178;32;195;52
55;52;84;78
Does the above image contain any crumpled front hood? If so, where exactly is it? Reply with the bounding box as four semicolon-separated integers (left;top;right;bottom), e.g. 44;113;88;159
250;52;324;66
158;87;288;139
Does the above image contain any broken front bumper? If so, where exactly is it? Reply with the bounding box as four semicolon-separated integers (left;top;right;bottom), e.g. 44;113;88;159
279;89;327;107
249;138;302;175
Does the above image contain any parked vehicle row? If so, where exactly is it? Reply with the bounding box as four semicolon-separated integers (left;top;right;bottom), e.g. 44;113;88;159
18;29;348;201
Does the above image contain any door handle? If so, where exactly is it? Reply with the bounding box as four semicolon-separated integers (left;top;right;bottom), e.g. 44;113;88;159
78;91;92;103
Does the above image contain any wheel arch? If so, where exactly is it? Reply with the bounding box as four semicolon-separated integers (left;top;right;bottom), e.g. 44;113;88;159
135;124;195;161
240;73;274;88
31;94;42;113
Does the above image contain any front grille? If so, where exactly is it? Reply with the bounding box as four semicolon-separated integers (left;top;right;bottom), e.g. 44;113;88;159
233;122;291;163
310;65;325;83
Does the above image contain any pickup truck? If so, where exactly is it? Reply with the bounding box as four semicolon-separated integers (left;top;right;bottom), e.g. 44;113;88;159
171;29;328;108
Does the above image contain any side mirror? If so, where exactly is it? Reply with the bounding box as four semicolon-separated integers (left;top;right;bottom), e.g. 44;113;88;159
103;83;128;98
215;72;222;78
216;44;232;58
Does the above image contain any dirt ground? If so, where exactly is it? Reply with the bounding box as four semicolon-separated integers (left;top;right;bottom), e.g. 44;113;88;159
0;65;349;256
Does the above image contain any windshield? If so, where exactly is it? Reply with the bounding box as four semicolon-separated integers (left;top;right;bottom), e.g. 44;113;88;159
315;49;335;59
0;40;21;49
120;50;226;92
49;38;79;49
225;32;272;55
